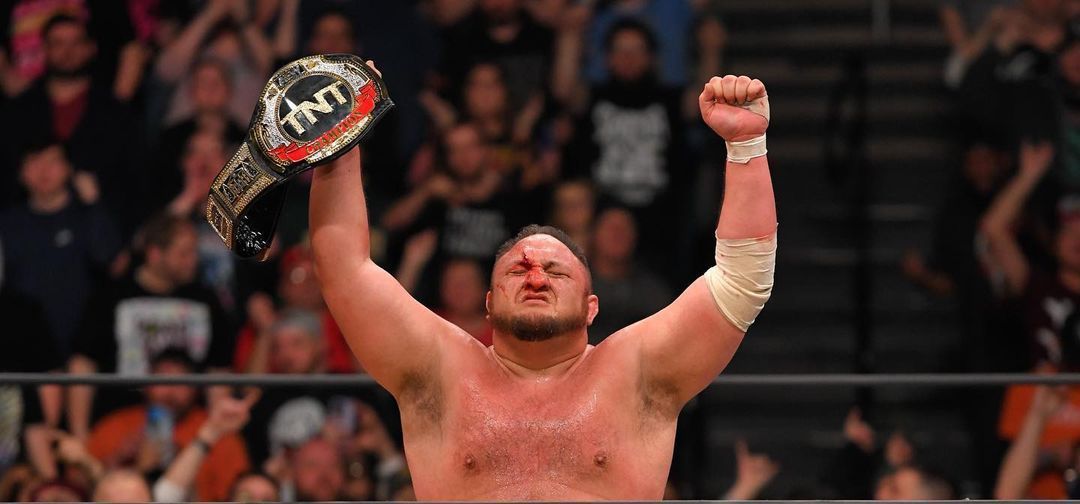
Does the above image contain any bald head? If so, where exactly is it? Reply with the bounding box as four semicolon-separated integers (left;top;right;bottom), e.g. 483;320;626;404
93;470;151;503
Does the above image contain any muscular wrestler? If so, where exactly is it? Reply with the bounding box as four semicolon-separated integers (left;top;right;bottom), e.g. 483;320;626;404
309;70;776;500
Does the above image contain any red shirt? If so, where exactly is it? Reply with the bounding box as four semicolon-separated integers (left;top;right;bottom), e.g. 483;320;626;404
232;309;358;373
51;88;88;141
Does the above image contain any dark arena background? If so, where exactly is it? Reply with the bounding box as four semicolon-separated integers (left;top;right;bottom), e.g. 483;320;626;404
0;0;1078;502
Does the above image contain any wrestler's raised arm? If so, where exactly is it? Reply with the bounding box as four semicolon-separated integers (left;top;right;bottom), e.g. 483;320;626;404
310;145;459;396
629;75;777;411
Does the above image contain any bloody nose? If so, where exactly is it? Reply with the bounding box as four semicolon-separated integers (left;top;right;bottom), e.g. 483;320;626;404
524;269;549;290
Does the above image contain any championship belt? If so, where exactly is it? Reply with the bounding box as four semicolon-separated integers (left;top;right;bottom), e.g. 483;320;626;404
205;54;393;259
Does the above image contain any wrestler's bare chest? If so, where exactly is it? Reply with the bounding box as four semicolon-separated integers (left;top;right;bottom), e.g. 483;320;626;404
399;349;677;500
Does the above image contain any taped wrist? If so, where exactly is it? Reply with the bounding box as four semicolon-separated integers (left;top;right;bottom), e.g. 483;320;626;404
703;232;777;332
726;135;767;164
726;94;770;164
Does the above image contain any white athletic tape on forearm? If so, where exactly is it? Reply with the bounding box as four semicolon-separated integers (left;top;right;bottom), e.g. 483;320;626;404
726;95;770;164
703;232;777;332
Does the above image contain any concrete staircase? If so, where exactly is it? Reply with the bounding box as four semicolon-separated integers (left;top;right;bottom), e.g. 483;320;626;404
681;0;981;498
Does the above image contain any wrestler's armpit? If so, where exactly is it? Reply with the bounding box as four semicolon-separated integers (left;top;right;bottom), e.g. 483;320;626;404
399;368;444;428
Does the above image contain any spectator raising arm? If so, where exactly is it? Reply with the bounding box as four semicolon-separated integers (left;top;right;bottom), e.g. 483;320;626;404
995;385;1066;499
154;0;231;82
723;440;779;500
153;389;260;502
978;141;1055;295
550;3;590;111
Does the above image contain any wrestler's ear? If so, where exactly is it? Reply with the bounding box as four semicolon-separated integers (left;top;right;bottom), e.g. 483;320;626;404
586;294;599;325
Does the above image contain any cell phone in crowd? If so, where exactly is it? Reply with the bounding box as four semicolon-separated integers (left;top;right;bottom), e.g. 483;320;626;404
327;396;358;435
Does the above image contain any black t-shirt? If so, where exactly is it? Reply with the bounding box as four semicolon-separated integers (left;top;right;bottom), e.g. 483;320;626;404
0;201;120;358
589;267;674;345
0;287;60;373
566;78;688;275
567;79;686;210
414;180;540;263
73;274;234;375
73;274;235;419
1021;268;1080;369
438;10;553;110
0;287;61;427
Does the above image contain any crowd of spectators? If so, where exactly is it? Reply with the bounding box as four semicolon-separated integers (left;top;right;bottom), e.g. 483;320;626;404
3;0;1079;501
898;0;1080;499
0;0;727;500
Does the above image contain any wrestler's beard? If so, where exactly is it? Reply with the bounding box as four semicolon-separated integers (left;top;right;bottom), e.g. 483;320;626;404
489;303;587;342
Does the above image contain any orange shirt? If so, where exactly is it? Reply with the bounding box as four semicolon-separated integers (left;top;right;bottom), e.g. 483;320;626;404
87;405;249;501
998;384;1080;499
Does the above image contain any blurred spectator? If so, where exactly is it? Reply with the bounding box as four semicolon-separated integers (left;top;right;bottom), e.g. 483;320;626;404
978;141;1080;369
0;142;118;368
286;437;345;502
20;427;103;499
874;466;956;500
265;310;327;375
722;440;779;500
151;387;260;502
27;478;89;502
85;350;250;502
0;1;140;99
0;0;89;97
995;385;1077;498
233;243;358;374
582;0;696;87
242;311;362;464
0;244;61;476
588;207;672;343
384;123;522;265
417;61;552;194
3;14;144;236
68;214;234;439
151;58;244;205
394;233;493;346
163;128;240;314
395;229;440;296
436;0;553;113
939;1;1014;88
303;7;355;56
91;469;150;503
558;18;689;274
419;0;479;28
946;0;1067;142
240;313;400;491
324;400;408;501
437;258;493;345
1055;21;1080;187
155;0;273;128
229;471;280;502
904;137;1011;298
549;179;596;251
822;408;916;499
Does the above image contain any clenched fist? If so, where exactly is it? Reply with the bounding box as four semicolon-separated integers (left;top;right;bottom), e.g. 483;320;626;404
699;75;768;142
